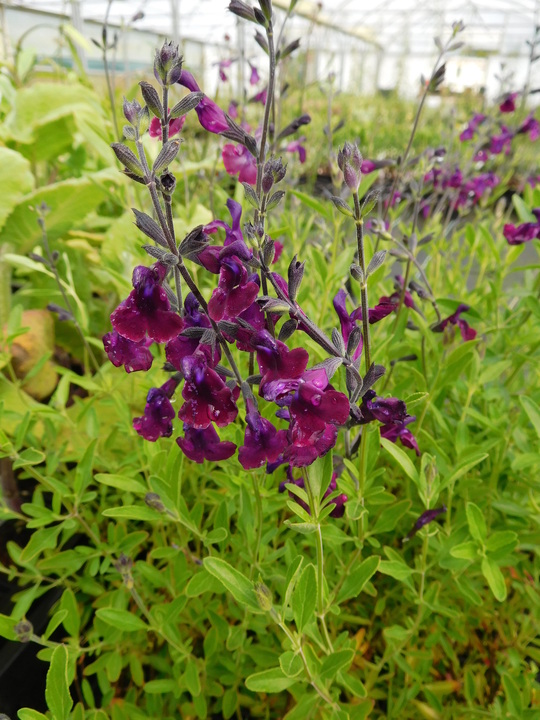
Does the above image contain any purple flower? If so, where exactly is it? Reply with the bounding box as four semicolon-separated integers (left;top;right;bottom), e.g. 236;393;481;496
404;505;447;540
238;400;288;470
289;381;350;436
380;416;420;455
177;70;229;134
252;330;309;392
361;159;376;173
333;290;362;360
518;114;540;141
459;113;486;142
228;100;239;119
499;92;518;113
286;137;307;163
179;351;238;428
207;256;259;321
249;62;260;85
222;143;257;184
103;331;153;373
251;87;267;105
503;211;540;245
133;378;178;442
489;126;513;155
110;263;184;343
149;114;185;139
432;303;477;342
166;293;221;369
359;390;407;425
177;424;236;463
359;390;419;455
216;58;234;82
285;422;338;467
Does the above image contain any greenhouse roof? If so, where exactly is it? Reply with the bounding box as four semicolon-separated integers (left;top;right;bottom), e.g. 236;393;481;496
5;0;539;54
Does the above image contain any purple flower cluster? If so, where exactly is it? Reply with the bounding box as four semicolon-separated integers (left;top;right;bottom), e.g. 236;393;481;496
104;196;358;473
424;165;499;210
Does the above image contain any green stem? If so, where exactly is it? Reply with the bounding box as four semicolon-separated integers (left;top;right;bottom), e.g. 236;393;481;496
250;473;264;578
353;194;371;371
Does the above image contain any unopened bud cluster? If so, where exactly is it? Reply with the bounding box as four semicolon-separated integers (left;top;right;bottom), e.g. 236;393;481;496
338;142;363;192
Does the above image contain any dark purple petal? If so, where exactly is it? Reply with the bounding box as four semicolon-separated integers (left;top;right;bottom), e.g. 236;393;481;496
133;381;178;442
179;352;238;428
103;331;153;373
238;411;288;470
177;424;236;463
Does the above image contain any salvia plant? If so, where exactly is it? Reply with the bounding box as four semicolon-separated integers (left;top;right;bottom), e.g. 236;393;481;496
0;1;539;719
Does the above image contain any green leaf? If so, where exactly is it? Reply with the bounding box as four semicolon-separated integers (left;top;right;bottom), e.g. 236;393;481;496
95;473;147;494
486;530;518;555
2;168;118;254
60;588;80;636
245;667;297;693
279;651;304;678
74;438;97;496
144;679;177;694
337;556;380;603
13;448;46;469
502;673;523;716
289;189;333;220
0;148;34;231
17;711;49;720
307;450;333;504
380;437;419;482
481;557;507;602
102;506;165;521
450;541;479;560
520;395;540;439
512;194;536;223
95;608;148;632
371;499;411;534
45;645;73;720
203;527;228;545
466;502;487;543
439;453;488;492
20;524;63;563
185;571;223;597
0;613;17;641
283;555;303;610
183;658;201;697
319;648;355;681
291;563;317;633
378;560;412;581
203;557;260;612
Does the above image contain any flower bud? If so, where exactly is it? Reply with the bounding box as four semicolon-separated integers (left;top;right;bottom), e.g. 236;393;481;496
254;581;273;612
338;142;363;192
145;492;166;512
115;553;134;589
229;0;258;23
14;620;33;643
123;97;142;125
262;157;287;194
154;41;183;86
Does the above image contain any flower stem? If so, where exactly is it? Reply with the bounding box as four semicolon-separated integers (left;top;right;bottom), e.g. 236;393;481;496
353;192;371;371
250;473;264;578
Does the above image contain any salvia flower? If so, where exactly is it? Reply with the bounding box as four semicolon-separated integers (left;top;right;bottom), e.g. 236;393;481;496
503;210;540;245
207;255;260;321
489;126;513;155
179;351;238;428
166;293;221;369
360;390;419;455
149;113;185;139
286;137;307;163
432;303;477;342
110;263;184;343
178;70;229;134
333;289;362;361
499;92;518;113
380;416;420;455
103;331;153;373
176;423;236;463
459;113;486;142
238;399;288;469
133;378;178;442
517;114;540;141
222;143;257;184
404;505;447;541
